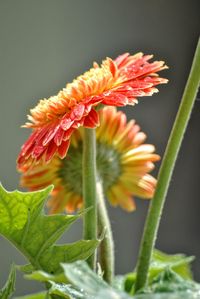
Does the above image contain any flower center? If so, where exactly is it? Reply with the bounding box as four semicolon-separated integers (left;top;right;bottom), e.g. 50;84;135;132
58;141;122;196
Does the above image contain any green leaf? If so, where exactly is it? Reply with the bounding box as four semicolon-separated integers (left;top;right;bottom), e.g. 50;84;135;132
134;293;200;299
17;264;36;274
26;261;200;299
61;261;136;299
61;260;109;295
133;269;200;299
55;261;132;298
150;268;200;293
0;264;16;299
15;292;47;299
49;282;89;299
150;250;194;280
96;289;131;299
0;184;100;274
26;270;66;284
113;275;127;292
38;261;131;299
124;249;194;294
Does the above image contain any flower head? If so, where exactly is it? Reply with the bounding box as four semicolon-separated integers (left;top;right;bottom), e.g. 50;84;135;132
19;106;160;213
17;53;167;170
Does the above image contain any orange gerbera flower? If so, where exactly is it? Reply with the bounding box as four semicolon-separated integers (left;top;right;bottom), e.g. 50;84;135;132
17;53;167;171
19;107;160;212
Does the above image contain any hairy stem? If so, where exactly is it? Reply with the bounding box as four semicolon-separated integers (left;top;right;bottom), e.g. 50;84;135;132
83;128;97;269
97;179;114;284
134;39;200;292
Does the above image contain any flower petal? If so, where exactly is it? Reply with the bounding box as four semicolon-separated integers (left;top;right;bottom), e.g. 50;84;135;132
57;140;70;159
83;109;100;128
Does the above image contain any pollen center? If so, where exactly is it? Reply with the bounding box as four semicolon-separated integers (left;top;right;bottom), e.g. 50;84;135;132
58;141;122;196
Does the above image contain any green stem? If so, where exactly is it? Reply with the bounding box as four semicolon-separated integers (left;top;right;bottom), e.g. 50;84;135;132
97;179;114;284
134;39;200;292
83;128;97;270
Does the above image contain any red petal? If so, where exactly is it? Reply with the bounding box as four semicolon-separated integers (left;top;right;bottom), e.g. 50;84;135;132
21;142;35;160
83;109;100;128
101;92;128;106
42;124;60;146
54;127;65;146
45;141;58;162
122;61;165;81
57;140;70;158
17;154;26;167
36;126;52;142
60;116;74;130
115;53;130;68
63;127;75;141
32;145;45;158
118;80;154;91
70;104;85;120
20;130;38;153
108;59;118;77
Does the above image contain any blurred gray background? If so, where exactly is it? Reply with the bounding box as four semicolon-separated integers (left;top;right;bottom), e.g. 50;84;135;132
0;0;200;296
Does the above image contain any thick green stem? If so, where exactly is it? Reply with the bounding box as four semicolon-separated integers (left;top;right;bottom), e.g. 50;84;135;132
134;39;200;292
83;128;97;269
97;179;114;284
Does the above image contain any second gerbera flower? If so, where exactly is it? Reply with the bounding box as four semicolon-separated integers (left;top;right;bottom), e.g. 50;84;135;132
19;107;160;213
17;52;167;170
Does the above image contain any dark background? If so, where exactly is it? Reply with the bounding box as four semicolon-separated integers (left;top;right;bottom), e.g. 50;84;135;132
0;0;200;296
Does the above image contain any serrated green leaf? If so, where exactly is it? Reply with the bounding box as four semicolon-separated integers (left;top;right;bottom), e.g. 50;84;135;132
124;249;194;294
15;292;47;299
39;240;100;274
0;184;100;274
0;264;16;299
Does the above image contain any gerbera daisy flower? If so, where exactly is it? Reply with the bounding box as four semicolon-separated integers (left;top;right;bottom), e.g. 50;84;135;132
19;107;160;213
17;52;167;171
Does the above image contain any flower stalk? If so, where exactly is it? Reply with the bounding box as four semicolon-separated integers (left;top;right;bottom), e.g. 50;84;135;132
134;38;200;292
97;179;114;284
83;128;97;270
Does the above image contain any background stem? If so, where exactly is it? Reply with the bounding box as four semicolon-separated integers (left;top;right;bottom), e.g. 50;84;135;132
97;179;114;284
83;128;97;269
134;39;200;292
